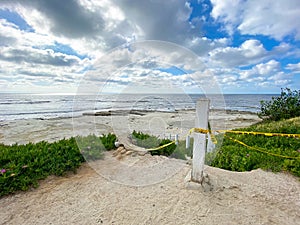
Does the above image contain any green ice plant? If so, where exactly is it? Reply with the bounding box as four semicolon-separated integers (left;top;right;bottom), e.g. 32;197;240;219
0;134;117;197
131;130;192;159
211;117;300;177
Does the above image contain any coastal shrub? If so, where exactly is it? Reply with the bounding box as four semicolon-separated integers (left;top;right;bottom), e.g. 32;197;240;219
0;134;117;197
211;117;300;177
100;133;117;151
131;131;176;156
258;88;300;121
131;130;193;159
150;139;176;157
77;135;105;160
132;130;151;140
131;130;160;149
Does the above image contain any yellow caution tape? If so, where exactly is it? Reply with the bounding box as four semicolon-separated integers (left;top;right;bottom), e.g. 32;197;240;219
210;133;218;144
189;128;209;134
189;125;300;138
189;127;300;138
188;127;218;144
217;130;300;138
225;135;300;160
147;140;176;151
188;126;300;157
144;126;300;155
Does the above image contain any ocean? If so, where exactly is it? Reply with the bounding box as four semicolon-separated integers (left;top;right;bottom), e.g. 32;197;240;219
0;93;278;121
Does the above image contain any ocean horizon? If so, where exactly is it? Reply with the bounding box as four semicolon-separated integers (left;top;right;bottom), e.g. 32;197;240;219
0;93;279;121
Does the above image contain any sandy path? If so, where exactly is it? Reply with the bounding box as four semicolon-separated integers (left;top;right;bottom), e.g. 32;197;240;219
1;156;299;225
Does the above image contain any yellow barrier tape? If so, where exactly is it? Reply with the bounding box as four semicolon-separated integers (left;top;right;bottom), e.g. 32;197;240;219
188;127;218;144
187;126;300;155
225;135;300;160
189;128;209;134
190;127;300;138
147;140;176;151
144;126;300;153
209;133;218;144
217;130;300;138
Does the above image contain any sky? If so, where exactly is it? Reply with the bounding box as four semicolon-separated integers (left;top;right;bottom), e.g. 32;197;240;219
0;0;300;94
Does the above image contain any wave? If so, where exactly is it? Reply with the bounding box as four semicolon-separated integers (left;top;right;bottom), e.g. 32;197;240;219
0;109;85;116
0;100;52;105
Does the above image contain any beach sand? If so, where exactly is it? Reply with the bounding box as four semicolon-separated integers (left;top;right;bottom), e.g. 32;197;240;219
0;109;260;145
1;110;300;225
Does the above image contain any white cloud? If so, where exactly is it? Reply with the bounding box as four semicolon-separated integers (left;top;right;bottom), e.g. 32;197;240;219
255;60;280;75
210;0;243;35
208;60;295;92
269;72;292;86
186;37;230;56
0;46;81;67
209;39;267;67
110;0;197;43
221;75;238;84
240;60;280;79
286;62;300;73
210;0;300;40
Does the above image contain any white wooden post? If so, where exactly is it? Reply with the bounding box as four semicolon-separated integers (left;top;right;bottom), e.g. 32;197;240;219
191;98;209;183
186;135;190;149
175;134;179;145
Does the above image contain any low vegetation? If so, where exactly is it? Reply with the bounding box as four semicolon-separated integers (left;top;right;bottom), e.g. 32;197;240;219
0;134;116;197
211;117;300;177
131;130;193;159
211;88;300;176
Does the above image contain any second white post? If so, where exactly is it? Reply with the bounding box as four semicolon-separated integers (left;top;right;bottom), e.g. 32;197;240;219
191;98;210;183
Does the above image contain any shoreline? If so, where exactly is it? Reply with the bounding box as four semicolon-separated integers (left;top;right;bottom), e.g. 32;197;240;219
1;108;259;122
0;109;261;145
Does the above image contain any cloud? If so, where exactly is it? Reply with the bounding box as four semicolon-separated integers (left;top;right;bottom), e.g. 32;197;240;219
268;72;293;86
210;0;243;35
185;36;230;56
78;41;223;94
286;62;300;73
210;0;300;40
208;39;295;68
240;60;280;79
3;0;104;38
241;60;286;85
0;0;299;93
209;59;295;92
209;39;267;67
111;0;198;44
0;46;80;66
255;60;280;75
1;0;207;59
1;0;136;53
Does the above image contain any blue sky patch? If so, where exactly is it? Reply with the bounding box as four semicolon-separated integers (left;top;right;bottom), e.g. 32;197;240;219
39;42;88;60
0;9;34;32
157;66;191;76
